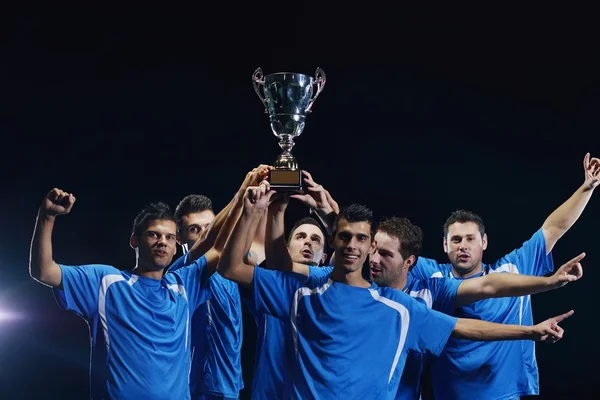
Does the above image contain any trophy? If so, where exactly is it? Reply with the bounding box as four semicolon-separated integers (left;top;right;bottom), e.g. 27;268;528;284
252;67;326;192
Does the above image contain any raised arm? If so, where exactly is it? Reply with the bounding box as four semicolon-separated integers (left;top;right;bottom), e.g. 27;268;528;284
245;208;267;266
219;181;275;286
455;253;585;308
202;188;247;275
29;188;76;288
263;193;313;275
188;164;272;261
542;153;599;252
453;310;573;343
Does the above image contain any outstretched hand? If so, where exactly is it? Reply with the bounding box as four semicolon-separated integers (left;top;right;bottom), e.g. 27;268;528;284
551;252;584;288
583;153;600;189
41;188;76;217
290;170;337;214
531;310;574;343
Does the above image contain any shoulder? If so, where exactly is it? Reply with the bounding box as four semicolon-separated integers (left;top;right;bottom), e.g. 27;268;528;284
59;263;122;276
373;286;415;306
412;257;452;278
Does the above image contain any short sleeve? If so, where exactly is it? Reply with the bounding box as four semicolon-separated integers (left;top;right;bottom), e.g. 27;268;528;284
253;268;306;319
169;255;211;310
308;265;333;279
406;299;457;357
53;264;120;320
428;278;461;315
167;252;191;272
493;228;554;276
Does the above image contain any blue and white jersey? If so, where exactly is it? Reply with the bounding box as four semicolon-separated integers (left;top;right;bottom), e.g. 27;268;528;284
411;228;554;400
169;253;244;398
396;275;461;400
253;268;458;400
53;256;210;400
244;265;334;399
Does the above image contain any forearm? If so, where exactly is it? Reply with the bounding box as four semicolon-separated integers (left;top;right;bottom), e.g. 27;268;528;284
542;183;594;251
265;210;294;271
29;211;62;287
457;273;555;307
219;210;262;285
246;210;267;265
310;208;337;237
190;190;243;260
453;318;534;341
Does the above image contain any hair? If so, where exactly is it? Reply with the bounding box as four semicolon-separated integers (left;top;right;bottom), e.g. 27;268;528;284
174;194;213;231
333;203;374;235
287;217;326;245
377;217;423;264
443;210;485;238
132;201;176;236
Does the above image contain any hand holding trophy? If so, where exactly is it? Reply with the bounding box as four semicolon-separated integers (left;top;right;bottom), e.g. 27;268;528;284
252;67;326;192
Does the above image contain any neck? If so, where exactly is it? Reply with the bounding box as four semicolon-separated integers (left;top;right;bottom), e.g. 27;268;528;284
390;275;409;291
132;263;164;280
451;262;483;279
330;266;370;288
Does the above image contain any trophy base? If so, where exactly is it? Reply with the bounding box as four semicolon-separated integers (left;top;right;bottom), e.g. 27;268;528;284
269;169;303;193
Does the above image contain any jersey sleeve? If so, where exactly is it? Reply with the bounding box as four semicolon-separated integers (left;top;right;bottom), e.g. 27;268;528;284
308;265;333;279
167;252;192;272
406;297;458;357
170;255;211;310
253;267;307;320
428;277;461;315
53;264;120;320
492;228;554;276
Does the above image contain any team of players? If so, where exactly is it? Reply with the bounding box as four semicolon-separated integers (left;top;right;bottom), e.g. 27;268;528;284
29;154;599;399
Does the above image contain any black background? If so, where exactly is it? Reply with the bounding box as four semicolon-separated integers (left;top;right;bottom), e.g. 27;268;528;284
1;2;598;399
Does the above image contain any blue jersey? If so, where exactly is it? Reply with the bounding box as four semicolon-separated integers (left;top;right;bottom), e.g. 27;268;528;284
169;253;244;398
53;257;210;400
244;265;333;399
411;228;554;400
396;275;461;400
252;267;458;399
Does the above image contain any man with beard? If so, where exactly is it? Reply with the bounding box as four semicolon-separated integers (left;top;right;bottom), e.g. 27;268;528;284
219;181;572;399
369;216;583;399
410;153;600;400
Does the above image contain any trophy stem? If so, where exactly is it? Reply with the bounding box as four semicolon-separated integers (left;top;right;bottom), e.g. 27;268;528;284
274;135;298;170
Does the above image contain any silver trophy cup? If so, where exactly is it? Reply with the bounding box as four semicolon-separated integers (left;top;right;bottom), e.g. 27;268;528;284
252;67;326;191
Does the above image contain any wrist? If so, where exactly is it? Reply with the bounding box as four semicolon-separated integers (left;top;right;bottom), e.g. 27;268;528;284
242;206;265;217
38;210;57;222
546;275;561;289
526;325;538;340
582;180;597;192
314;205;334;217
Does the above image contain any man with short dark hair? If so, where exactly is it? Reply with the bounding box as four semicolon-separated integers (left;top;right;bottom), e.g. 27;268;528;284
219;182;572;399
29;188;236;399
410;153;600;400
370;216;582;400
168;165;271;400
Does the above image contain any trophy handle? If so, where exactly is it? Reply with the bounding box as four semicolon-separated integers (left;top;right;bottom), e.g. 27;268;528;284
252;67;269;113
305;67;326;113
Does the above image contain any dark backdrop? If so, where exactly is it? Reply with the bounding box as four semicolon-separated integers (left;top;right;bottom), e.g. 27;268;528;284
1;2;598;399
